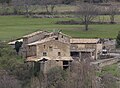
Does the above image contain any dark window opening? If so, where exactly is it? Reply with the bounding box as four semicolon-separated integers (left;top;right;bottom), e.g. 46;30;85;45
55;37;58;40
63;61;69;70
61;36;63;38
44;45;45;49
49;46;53;51
70;52;79;57
43;52;47;56
63;61;68;65
58;52;61;56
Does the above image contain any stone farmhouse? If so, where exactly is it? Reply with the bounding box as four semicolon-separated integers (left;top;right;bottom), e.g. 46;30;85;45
8;31;102;73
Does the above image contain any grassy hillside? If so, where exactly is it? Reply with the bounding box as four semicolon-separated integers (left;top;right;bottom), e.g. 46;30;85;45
0;16;120;41
97;64;120;77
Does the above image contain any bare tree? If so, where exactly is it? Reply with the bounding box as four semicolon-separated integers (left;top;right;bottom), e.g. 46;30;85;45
77;3;98;31
29;59;97;88
12;0;38;17
0;70;21;88
67;60;97;88
46;67;66;88
30;72;46;88
40;0;62;14
108;3;119;24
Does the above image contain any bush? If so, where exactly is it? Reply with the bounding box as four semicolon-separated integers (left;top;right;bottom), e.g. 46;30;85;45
116;31;120;48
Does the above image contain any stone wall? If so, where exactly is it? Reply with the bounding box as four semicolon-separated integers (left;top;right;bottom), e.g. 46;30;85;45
27;45;36;57
37;40;70;59
91;58;119;68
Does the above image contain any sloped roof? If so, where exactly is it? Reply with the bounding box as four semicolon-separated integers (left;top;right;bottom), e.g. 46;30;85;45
27;36;57;46
22;31;71;38
70;38;100;44
27;36;69;46
59;32;71;38
23;31;46;38
8;39;23;45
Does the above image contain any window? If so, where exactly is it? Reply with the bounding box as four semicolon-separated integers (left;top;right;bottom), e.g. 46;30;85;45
49;46;53;51
43;52;47;56
44;45;45;49
70;52;79;57
58;52;61;56
55;37;58;40
63;61;69;70
63;61;68;65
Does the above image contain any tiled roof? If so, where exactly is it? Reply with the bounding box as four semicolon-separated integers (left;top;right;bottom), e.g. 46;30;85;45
8;39;23;45
27;36;57;46
70;38;100;44
27;36;69;46
22;31;71;38
23;31;45;38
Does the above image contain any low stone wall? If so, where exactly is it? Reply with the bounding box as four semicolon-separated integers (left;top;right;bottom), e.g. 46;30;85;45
91;57;119;68
99;58;118;67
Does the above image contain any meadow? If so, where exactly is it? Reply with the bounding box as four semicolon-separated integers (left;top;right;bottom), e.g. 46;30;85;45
97;64;120;77
0;15;120;41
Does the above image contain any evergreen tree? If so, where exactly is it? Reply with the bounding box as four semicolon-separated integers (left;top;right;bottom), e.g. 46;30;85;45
15;41;23;55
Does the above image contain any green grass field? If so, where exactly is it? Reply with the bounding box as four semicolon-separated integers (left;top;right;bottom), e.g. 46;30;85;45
97;64;120;77
0;16;120;41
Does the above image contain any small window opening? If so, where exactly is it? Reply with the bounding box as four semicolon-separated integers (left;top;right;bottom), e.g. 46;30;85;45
44;45;45;49
63;61;68;65
43;52;47;56
49;46;53;51
58;52;61;56
70;52;79;57
55;37;58;40
63;61;69;70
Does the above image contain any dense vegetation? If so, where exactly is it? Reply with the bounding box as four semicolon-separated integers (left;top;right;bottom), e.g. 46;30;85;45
0;43;119;88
